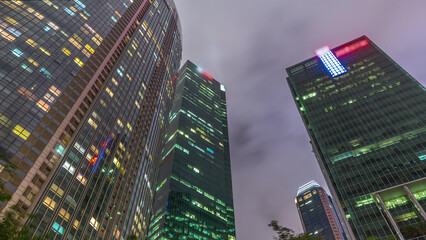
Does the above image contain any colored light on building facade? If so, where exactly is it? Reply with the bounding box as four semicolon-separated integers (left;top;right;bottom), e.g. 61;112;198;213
89;137;112;173
316;46;347;77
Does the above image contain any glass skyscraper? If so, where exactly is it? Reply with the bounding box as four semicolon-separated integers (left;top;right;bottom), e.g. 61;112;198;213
148;61;236;240
0;0;182;239
296;180;347;239
286;36;426;239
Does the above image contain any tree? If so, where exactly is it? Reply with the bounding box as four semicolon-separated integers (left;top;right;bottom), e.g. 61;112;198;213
268;220;322;240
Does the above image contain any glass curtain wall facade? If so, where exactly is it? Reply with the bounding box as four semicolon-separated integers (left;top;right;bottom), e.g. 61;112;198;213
0;0;182;239
296;181;347;239
148;60;236;240
286;36;426;239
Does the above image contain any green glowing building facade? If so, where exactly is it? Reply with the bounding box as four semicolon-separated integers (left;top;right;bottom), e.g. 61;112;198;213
148;60;236;239
286;36;426;239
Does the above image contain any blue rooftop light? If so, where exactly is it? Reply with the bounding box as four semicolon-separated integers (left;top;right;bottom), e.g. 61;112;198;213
316;46;347;77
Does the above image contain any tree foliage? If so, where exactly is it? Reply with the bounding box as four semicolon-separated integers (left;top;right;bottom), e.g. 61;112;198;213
268;220;322;240
401;222;426;238
0;149;48;240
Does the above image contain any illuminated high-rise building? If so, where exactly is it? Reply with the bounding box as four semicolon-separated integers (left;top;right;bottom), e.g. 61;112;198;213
0;0;182;239
286;36;426;239
148;61;236;240
296;181;347;239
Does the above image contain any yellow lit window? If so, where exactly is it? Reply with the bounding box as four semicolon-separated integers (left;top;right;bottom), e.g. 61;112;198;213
0;113;12;127
27;7;35;13
34;12;44;20
135;101;140;109
12;124;30;140
95;33;103;42
26;39;37;47
80;12;88;20
105;88;114;97
126;123;132;131
91;37;100;46
59;208;70;221
5;17;17;25
62;47;71;56
117;119;123;128
69;6;77;12
111;78;118;86
39;47;51;56
303;193;312;200
85;44;94;54
88;118;98;129
37;99;50;112
73;220;79;229
43;196;56;210
50;183;64;197
74;57;84;67
27;58;39;67
49;85;61;96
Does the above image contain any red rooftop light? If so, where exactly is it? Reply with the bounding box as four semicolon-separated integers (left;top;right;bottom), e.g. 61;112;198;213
202;72;213;81
334;39;369;57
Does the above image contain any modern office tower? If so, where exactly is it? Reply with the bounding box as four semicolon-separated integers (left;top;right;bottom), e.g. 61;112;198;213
0;0;182;239
286;36;426;239
296;181;347;239
147;61;236;240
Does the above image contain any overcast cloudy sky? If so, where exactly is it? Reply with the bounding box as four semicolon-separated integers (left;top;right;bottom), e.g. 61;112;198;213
173;1;426;239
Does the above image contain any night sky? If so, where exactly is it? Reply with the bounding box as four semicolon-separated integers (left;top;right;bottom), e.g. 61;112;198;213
173;1;426;239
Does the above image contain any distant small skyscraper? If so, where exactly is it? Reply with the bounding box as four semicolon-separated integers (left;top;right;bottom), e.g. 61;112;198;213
148;61;236;239
296;181;347;239
286;36;426;239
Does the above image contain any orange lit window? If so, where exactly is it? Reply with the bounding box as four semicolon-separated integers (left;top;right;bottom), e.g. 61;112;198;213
82;49;90;57
18;87;35;101
303;193;312;200
74;57;83;67
91;37;100;46
27;7;35;13
105;88;114;97
49;85;61;96
0;29;16;42
69;38;82;49
37;99;50;112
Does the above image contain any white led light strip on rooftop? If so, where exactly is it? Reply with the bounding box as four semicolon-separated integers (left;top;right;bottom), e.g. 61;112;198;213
316;46;347;77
